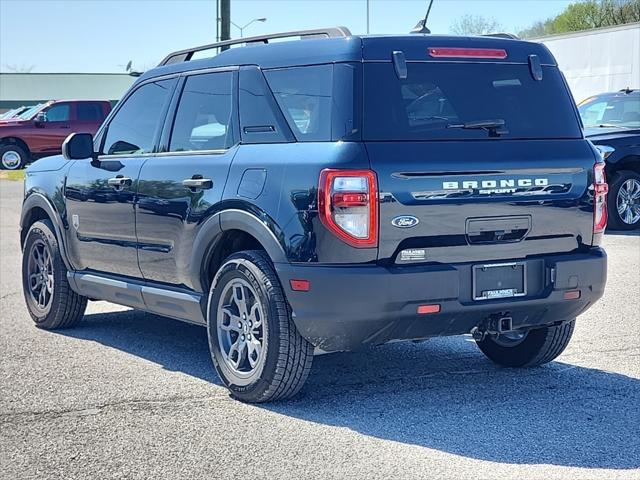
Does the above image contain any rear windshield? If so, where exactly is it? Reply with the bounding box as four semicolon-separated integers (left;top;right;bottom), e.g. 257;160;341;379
578;93;640;128
363;62;582;141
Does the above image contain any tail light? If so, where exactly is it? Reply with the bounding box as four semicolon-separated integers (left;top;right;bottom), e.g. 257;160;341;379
593;162;609;234
318;169;378;247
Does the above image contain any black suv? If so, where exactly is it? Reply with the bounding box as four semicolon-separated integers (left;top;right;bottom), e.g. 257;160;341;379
20;28;607;402
579;89;640;230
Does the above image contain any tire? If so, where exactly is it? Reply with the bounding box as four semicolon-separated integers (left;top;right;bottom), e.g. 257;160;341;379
476;320;575;367
607;170;640;230
21;220;87;329
0;144;28;170
207;250;313;403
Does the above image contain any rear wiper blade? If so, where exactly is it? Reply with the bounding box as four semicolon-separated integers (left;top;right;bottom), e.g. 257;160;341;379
447;119;508;137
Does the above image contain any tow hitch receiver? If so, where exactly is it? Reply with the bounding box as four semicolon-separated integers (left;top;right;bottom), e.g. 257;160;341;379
470;314;514;341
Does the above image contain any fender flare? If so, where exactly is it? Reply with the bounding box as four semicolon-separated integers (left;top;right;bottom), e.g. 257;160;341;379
219;209;287;263
20;193;73;271
189;208;287;292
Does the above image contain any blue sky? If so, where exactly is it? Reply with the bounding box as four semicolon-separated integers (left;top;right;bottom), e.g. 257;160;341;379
0;0;573;73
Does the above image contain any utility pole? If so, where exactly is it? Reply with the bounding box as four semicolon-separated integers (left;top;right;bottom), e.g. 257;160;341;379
220;0;231;50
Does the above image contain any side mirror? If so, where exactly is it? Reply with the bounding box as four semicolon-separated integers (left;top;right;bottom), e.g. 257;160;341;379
34;112;46;127
62;133;95;160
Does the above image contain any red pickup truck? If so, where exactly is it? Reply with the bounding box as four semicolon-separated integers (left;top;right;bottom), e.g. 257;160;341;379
0;100;111;170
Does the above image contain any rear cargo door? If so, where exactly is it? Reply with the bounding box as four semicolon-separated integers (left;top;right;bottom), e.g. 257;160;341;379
363;60;596;264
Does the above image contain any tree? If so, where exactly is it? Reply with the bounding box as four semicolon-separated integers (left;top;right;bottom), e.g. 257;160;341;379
450;15;503;35
519;0;640;38
3;64;35;73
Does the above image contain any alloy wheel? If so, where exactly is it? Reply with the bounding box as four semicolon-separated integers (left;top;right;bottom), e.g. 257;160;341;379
27;239;54;311
617;178;640;226
216;278;266;379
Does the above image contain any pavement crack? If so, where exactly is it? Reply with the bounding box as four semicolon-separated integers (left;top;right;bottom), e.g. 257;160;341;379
0;291;19;301
0;393;228;424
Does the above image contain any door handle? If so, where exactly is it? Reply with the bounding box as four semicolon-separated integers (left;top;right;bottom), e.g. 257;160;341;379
108;176;132;189
182;177;213;191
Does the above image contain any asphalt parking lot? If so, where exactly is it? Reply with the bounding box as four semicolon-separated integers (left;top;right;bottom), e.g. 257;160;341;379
1;178;639;480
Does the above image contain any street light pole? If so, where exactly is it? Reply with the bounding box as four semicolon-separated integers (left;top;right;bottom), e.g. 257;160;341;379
366;0;370;34
230;18;267;38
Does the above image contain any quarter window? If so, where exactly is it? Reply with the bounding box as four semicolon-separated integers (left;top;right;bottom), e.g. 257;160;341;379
103;78;175;156
169;72;234;152
264;65;333;141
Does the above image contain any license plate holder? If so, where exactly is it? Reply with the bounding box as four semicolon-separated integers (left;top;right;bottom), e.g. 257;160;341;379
472;262;527;301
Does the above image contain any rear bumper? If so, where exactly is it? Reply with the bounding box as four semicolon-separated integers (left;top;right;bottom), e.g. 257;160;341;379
275;248;607;352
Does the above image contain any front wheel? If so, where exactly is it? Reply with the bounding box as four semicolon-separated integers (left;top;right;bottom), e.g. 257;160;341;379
0;144;28;170
207;250;313;403
476;320;575;367
21;220;87;329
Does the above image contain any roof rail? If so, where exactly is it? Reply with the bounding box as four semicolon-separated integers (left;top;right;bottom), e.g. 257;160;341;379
482;33;519;39
159;26;352;66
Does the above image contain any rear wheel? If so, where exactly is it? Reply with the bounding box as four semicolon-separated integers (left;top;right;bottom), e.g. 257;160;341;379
207;250;313;403
0;144;28;170
21;220;87;329
608;170;640;230
476;320;575;367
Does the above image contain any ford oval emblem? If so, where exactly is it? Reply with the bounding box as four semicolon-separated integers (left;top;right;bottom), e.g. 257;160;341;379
391;215;419;228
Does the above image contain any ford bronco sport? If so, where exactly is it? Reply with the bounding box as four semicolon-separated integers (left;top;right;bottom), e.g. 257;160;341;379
20;28;608;403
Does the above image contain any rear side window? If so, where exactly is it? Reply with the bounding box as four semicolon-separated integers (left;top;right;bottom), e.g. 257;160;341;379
363;62;582;140
264;65;333;141
77;103;104;121
103;78;175;156
169;71;233;152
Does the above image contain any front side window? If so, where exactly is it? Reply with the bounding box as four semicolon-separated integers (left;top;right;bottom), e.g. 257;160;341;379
264;65;333;141
45;104;70;122
103;78;175;156
169;71;233;152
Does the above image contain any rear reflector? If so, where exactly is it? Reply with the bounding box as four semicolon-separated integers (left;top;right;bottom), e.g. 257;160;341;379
563;290;581;300
417;304;441;314
290;279;310;292
428;47;508;59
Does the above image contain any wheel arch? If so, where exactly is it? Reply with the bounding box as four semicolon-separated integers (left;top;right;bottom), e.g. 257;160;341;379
607;155;640;176
0;136;31;156
190;208;288;293
20;193;73;270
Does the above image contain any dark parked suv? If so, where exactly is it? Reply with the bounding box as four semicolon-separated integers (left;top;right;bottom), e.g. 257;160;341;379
579;89;640;230
20;28;607;402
